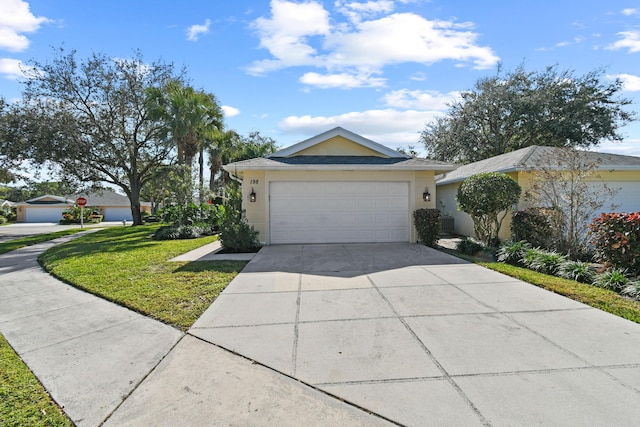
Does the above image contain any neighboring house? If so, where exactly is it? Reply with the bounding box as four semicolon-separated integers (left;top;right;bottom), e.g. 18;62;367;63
223;127;455;244
436;145;640;241
16;195;74;223
1;199;16;214
67;189;151;221
16;189;151;222
0;199;17;216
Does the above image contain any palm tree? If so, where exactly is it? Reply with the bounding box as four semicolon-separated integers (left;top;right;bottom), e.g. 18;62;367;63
208;130;277;194
148;80;223;201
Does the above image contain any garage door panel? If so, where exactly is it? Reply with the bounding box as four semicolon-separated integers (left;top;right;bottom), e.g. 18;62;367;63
25;207;66;223
270;181;409;244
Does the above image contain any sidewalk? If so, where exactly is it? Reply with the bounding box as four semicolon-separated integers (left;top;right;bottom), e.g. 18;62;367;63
0;235;389;426
0;233;182;426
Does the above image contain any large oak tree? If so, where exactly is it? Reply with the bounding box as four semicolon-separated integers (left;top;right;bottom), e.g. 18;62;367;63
421;65;635;164
0;48;181;225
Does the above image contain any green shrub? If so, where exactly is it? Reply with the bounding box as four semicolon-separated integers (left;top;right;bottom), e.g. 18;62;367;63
457;172;521;246
497;240;531;266
0;215;6;224
153;224;217;240
456;238;484;255
590;212;640;276
511;209;556;249
158;202;222;228
413;208;441;248
218;184;260;252
522;247;567;275
557;261;595;284
593;269;630;292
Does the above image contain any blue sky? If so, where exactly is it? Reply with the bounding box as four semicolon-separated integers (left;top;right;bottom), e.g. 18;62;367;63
1;0;640;156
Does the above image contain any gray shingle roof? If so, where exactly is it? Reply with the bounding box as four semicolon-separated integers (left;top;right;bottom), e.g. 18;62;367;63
224;155;455;171
437;146;640;185
67;189;150;207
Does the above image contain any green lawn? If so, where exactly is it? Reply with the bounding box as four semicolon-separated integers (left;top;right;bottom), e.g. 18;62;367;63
0;334;72;427
38;225;247;330
481;262;640;324
0;229;85;255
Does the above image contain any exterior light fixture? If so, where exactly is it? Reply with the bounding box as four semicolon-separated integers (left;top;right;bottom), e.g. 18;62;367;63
422;188;431;202
249;188;256;203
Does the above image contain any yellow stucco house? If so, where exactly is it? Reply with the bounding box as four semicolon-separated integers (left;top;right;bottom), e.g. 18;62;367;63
223;127;455;244
436;146;640;241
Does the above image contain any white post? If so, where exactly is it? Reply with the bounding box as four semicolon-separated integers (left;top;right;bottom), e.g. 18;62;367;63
80;206;84;229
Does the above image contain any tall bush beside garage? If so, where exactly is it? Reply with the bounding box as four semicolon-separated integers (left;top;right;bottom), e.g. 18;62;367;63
413;208;441;247
457;172;521;246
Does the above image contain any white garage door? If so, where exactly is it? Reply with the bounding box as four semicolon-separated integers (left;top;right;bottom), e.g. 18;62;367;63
25;207;66;223
103;207;133;221
270;181;409;244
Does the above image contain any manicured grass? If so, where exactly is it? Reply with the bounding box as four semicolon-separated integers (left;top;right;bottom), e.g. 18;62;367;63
0;229;85;255
0;334;72;427
38;225;246;330
480;262;640;324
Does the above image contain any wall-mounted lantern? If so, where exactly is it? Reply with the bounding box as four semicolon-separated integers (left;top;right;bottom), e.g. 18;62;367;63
249;188;256;203
422;188;431;202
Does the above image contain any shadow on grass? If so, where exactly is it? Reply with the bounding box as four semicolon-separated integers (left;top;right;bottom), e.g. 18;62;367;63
39;226;161;262
173;260;247;273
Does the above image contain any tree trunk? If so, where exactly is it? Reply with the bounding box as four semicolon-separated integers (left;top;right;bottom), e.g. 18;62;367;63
198;145;204;202
129;179;144;226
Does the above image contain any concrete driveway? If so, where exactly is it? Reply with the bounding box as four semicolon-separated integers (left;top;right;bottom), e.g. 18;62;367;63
181;243;640;426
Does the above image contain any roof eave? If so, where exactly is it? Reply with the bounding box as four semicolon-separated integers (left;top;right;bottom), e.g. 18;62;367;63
224;164;456;172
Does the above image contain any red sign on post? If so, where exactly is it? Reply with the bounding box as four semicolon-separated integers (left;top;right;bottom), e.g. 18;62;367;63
76;197;87;207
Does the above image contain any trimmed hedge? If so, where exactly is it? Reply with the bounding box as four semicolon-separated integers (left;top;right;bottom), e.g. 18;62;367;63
413;208;441;247
590;212;640;276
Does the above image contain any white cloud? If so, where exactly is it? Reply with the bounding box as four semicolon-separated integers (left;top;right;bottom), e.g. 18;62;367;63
248;1;499;85
248;0;330;74
614;73;640;91
0;0;50;52
0;57;31;79
186;19;211;42
622;8;638;16
324;13;498;70
382;89;460;109
278;108;443;148
335;0;395;23
221;105;240;117
607;30;640;53
299;71;385;88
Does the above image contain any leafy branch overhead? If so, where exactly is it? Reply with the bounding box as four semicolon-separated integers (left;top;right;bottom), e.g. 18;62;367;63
421;65;636;164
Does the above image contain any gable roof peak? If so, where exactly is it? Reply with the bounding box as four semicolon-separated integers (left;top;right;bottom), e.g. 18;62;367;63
268;127;409;159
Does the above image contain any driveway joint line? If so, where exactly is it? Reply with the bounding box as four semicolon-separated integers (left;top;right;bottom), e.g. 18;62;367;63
99;334;186;427
187;332;404;427
450;280;640;396
364;273;492;427
291;272;302;376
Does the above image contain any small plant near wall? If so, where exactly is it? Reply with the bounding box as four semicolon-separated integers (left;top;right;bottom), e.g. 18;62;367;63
413;208;441;247
218;183;260;252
